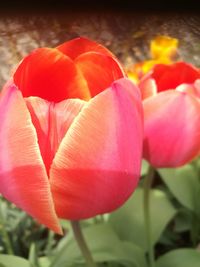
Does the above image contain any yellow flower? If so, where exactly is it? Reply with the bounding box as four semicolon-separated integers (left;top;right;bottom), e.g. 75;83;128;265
127;35;179;83
150;35;178;60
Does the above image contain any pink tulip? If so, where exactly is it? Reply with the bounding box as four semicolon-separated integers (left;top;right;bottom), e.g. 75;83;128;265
139;62;200;168
0;37;143;233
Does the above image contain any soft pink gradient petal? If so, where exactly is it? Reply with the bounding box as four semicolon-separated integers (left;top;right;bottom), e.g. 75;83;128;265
175;83;200;97
56;37;115;59
139;75;157;99
50;78;143;219
143;90;200;167
193;79;200;98
25;97;86;173
0;85;62;234
75;52;125;97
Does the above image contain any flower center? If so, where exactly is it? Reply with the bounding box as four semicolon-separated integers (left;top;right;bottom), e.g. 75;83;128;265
25;96;86;174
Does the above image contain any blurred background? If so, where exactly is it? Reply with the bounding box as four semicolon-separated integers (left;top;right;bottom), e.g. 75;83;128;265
0;3;200;89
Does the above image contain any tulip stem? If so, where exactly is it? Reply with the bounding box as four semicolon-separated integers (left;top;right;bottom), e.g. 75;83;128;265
143;165;155;267
70;221;97;267
1;226;13;255
0;201;13;255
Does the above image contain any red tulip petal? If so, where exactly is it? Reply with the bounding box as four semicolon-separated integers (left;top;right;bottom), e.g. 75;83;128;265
25;97;86;173
143;90;200;167
50;78;143;219
75;52;125;97
0;85;62;234
152;62;200;92
57;37;115;59
14;48;91;102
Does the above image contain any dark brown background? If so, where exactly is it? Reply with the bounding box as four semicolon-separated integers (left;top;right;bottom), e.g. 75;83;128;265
1;5;200;89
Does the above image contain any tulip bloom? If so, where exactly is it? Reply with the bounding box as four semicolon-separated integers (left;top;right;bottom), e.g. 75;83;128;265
0;37;143;233
140;61;200;168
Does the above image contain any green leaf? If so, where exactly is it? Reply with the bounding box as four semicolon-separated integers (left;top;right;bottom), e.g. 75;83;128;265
28;243;40;267
0;255;30;267
109;188;177;250
50;223;147;267
156;249;200;267
39;257;50;267
0;200;8;222
174;209;192;233
158;165;200;213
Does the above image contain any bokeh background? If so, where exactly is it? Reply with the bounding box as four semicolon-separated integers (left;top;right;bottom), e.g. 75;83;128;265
0;9;200;89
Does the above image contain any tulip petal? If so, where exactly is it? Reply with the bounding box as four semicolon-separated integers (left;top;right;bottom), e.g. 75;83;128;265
0;85;62;233
57;37;115;59
194;79;200;97
50;78;143;219
143;90;200;167
25;97;86;173
175;83;200;97
152;62;200;92
14;48;91;102
75;52;125;97
139;75;157;99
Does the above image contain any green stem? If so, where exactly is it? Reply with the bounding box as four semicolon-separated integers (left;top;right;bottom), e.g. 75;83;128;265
70;221;97;267
0;225;13;254
45;230;54;255
143;165;155;267
0;203;13;255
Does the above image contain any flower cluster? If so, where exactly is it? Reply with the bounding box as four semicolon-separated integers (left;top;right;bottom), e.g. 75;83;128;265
0;36;200;233
140;62;200;167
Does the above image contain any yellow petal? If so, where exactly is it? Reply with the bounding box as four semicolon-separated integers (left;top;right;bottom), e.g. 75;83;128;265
150;35;179;60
